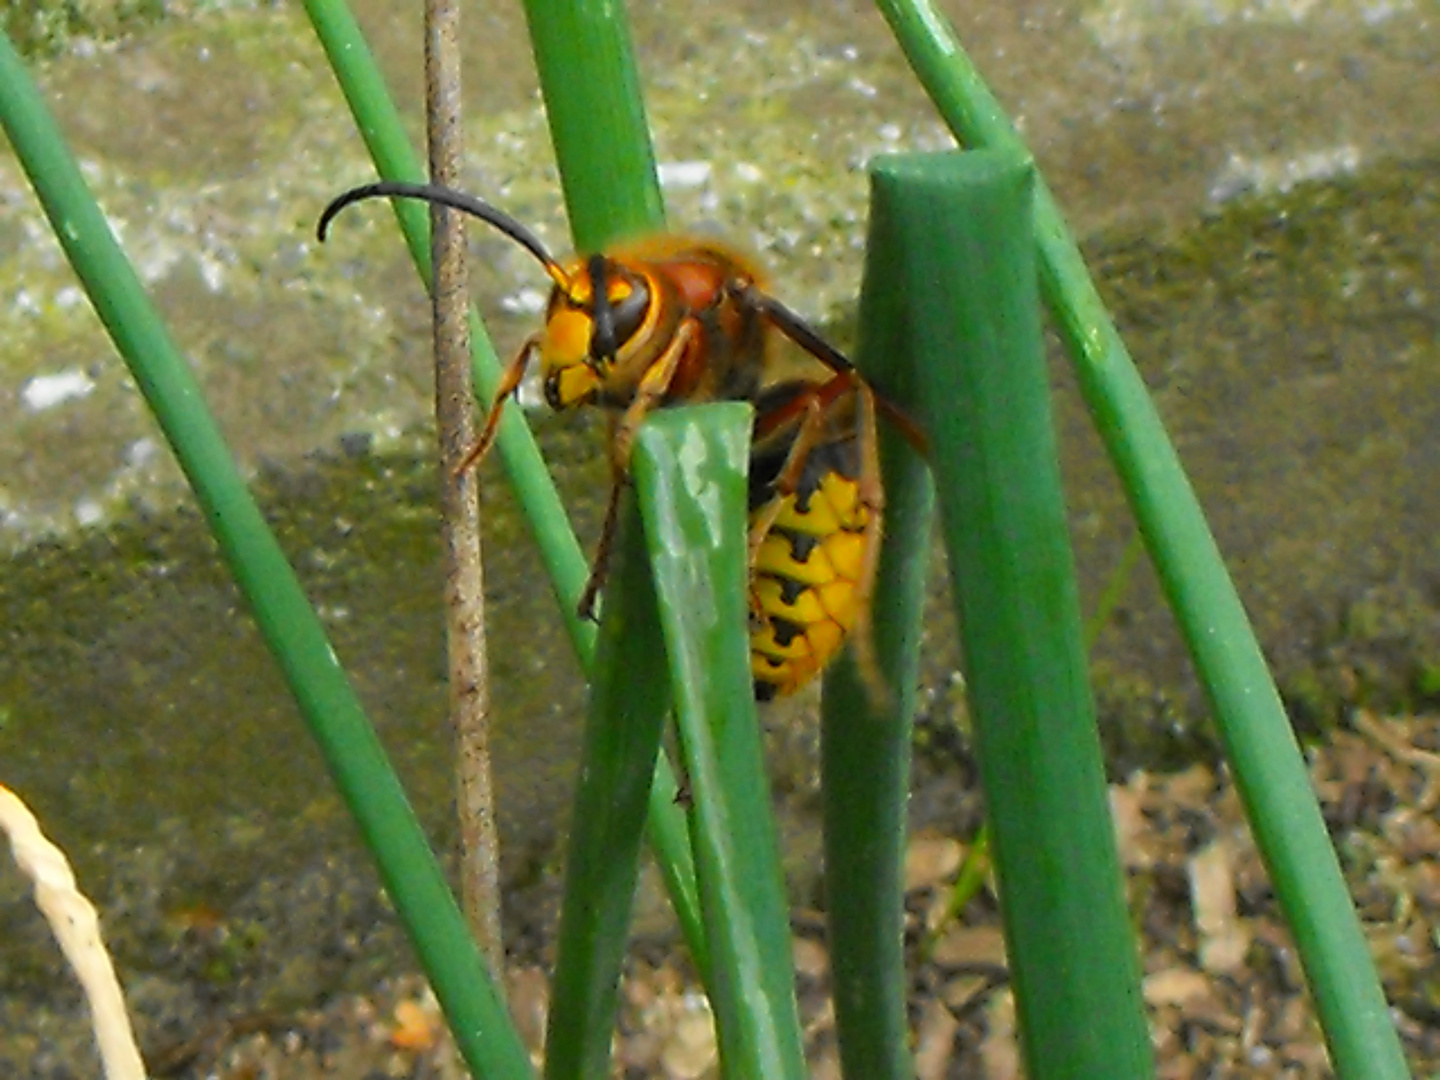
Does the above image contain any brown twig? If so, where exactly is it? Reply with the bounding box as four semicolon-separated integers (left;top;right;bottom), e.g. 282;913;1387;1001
424;0;503;969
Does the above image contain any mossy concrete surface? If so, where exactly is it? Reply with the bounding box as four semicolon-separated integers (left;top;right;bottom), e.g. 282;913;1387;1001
1064;157;1440;765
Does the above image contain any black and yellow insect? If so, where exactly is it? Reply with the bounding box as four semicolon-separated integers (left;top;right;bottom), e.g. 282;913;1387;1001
746;376;882;700
317;180;919;698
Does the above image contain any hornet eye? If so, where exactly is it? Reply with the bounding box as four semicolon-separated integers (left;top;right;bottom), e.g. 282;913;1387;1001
587;254;649;366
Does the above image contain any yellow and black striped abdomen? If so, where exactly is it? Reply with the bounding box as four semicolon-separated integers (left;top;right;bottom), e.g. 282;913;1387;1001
749;427;871;700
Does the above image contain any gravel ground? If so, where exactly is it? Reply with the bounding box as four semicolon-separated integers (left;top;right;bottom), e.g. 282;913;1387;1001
17;709;1440;1078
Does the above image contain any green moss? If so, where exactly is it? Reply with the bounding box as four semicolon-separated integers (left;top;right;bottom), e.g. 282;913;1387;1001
2;0;166;57
1281;666;1338;737
1417;661;1440;700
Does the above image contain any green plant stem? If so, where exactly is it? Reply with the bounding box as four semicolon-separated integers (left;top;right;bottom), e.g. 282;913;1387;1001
634;406;807;1080
0;29;532;1080
514;0;722;1020
924;822;992;958
876;2;1408;1074
543;495;678;1079
518;0;664;248
818;214;937;1076
1086;532;1145;651
872;151;1152;1078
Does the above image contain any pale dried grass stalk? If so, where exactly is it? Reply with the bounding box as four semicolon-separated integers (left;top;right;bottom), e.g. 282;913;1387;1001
0;783;146;1080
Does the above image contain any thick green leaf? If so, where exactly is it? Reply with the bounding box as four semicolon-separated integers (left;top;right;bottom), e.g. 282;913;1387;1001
633;408;807;1080
544;496;676;1079
819;240;935;1076
870;151;1152;1078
